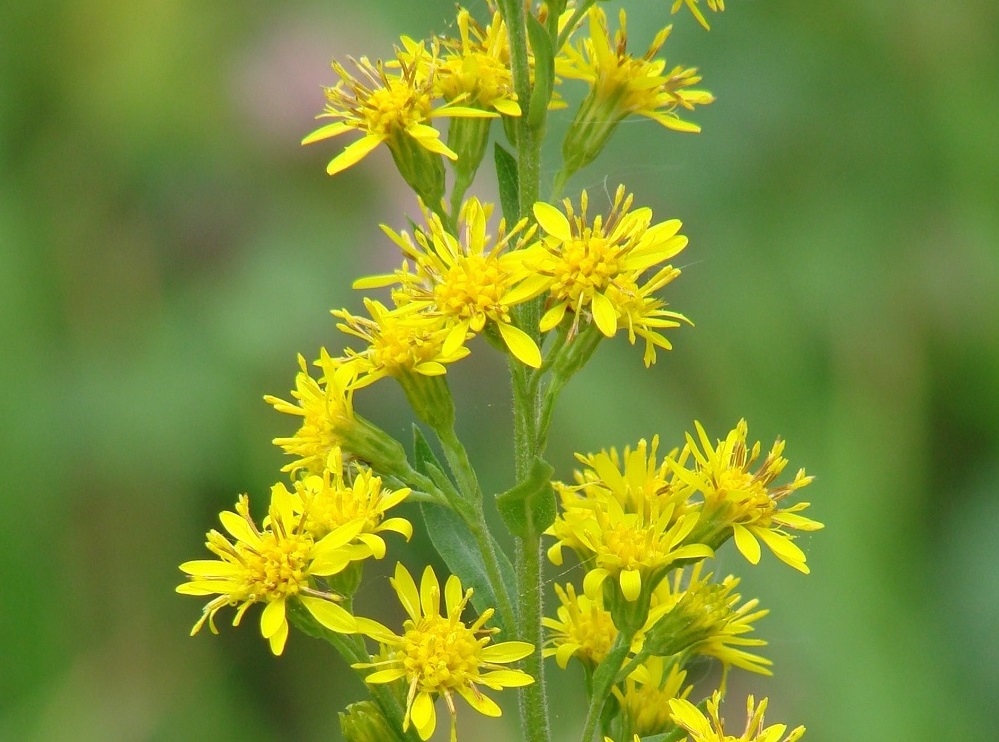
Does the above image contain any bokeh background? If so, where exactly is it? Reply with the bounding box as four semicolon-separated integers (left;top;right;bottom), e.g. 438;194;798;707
2;0;997;739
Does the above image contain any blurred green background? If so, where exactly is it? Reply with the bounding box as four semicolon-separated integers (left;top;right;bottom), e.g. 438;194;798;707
2;0;997;739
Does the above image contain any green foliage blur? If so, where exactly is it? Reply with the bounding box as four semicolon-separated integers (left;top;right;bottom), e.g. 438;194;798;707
2;1;997;740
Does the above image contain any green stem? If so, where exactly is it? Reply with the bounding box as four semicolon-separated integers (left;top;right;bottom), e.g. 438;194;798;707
497;1;554;739
578;635;630;742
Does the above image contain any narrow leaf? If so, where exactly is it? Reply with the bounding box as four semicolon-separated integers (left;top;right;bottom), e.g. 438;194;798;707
526;15;555;131
493;143;520;223
420;501;517;635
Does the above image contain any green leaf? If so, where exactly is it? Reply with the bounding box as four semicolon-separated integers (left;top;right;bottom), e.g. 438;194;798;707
526;14;555;131
420;501;517;635
495;457;556;539
494;142;520;222
412;424;460;506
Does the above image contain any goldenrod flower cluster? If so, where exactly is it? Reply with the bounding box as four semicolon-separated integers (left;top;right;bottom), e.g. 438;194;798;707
178;2;821;741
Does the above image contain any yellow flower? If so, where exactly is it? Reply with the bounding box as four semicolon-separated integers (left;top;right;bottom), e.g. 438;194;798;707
356;197;543;367
557;7;714;176
672;0;726;31
434;9;521;117
547;437;707;597
302;41;496;204
334;298;471;384
176;489;362;655
278;452;413;558
525;186;689;354
543;581;672;670
543;583;618;669
264;350;357;475
646;562;772;677
355;564;534;741
671;420;823;573
669;691;806;742
613;657;691;737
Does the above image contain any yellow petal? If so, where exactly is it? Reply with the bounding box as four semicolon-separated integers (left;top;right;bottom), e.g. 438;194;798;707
733;524;762;564
364;668;407;684
533;202;571;241
481;640;534;663
301;595;357;634
478;669;535;688
179;559;240;576
539;302;567;333
583;568;609;599
219;510;257;546
498;322;542;367
392;562;421;621
327;134;384;176
457;686;501;717
619;569;642;602
410;692;436;739
260;599;287;642
301;121;352;145
420;566;441;617
591;292;618;337
267;618;289;655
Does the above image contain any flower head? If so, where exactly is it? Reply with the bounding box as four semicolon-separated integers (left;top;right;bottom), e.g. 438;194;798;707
334;298;471;385
302;42;495;203
176;489;363;655
526;186;690;356
613;657;691;738
355;564;534;741
669;691;806;742
279;452;413;559
642;562;771;678
547;436;713;603
558;7;714;175
434;9;521;117
670;420;823;573
264;350;356;475
543;582;618;669
357;197;543;367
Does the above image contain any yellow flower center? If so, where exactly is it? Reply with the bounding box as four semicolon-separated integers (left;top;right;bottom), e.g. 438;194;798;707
370;318;441;370
439;52;512;106
301;475;384;537
241;531;311;601
364;79;432;137
564;603;616;664
551;235;622;304
602;521;658;568
400;615;482;691
434;254;509;323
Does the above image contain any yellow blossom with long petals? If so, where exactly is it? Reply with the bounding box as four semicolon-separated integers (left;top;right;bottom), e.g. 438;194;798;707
670;420;823;573
670;691;806;742
543;581;672;669
560;7;713;131
302;42;496;176
522;186;689;356
334;298;471;385
278;450;413;559
264;350;356;475
355;564;534;741
435;9;521;117
646;562;772;678
356;197;543;367
176;488;363;655
613;657;691;738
